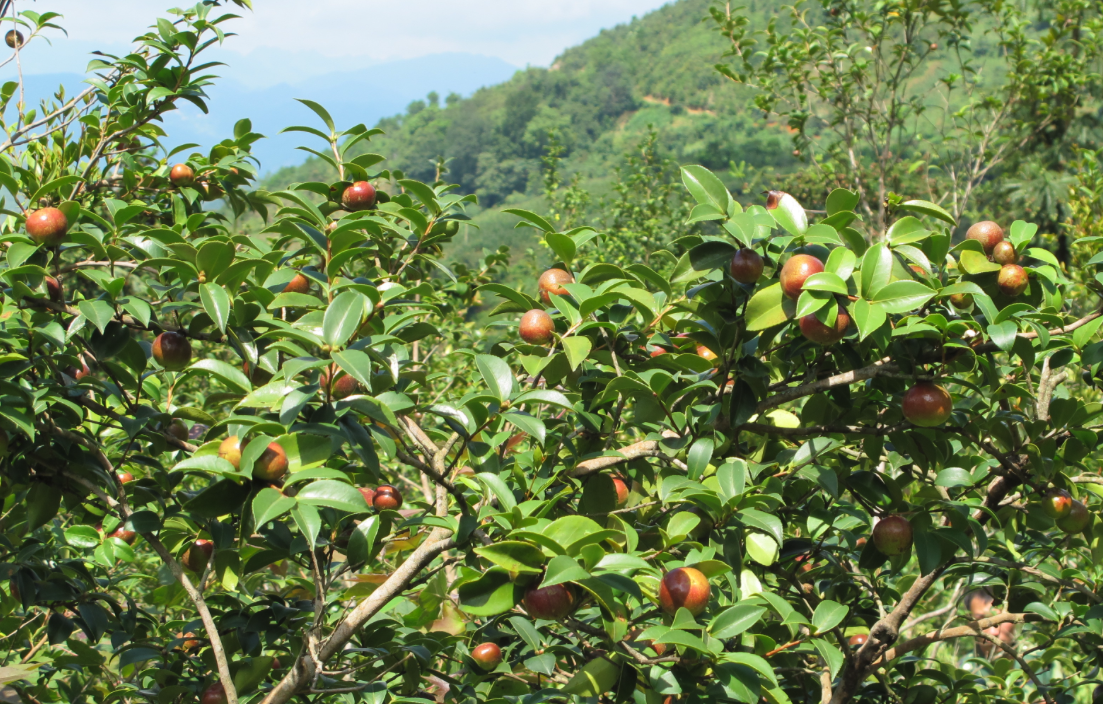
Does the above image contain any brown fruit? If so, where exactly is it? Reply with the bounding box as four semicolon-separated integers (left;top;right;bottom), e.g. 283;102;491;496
169;164;195;187
538;268;575;304
902;382;953;427
729;249;764;285
152;331;192;371
872;515;913;556
183;539;214;572
254;443;289;482
659;567;711;616
283;273;311;294
949;292;972;310
1042;489;1073;520
45;276;62;302
612;476;629;507
471;642;503;670
244;361;274;386
321;364;361;399
5;30;23;48
997;264;1028;297
218;436;242;469
992;241;1018;265
848;634;868;647
519;309;555;345
966;221;1004;254
799;311;850;345
180;632;201;651
117;471;134;484
200;682;227;704
524;582;576;620
373;484;402;511
26;208;69;246
110;527;137;545
1056;500;1090;534
341;181;377;211
780;254;824;300
167;419;189;443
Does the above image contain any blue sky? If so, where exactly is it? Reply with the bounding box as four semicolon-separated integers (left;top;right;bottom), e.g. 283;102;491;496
10;0;676;84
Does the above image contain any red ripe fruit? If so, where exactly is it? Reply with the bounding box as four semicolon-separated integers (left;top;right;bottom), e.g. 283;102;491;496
117;471;134;484
997;264;1028;297
110;527;137;545
872;515;913;556
321;365;361;399
519;309;555;345
1056;500;1091;534
612;476;629;507
218;436;242;469
902;382;953;427
799;311;850;345
848;634;868;647
538;268;575;304
169;164;195;188
200;682;227;704
471;642;503;670
649;346;667;358
373;484;402;511
182;539;215;572
659;567;711;616
254;443;289;482
26;208;69;246
1042;489;1073;520
45;276;62;302
283;273;311;294
729;249;764;285
966;221;1004;254
697;345;718;362
524;582;576;620
152;331;192;371
341;181;377;211
992;241;1018;265
780;254;824;300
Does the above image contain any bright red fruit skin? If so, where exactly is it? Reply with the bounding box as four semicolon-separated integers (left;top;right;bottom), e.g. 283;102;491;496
519;309;555;345
966;221;1004;254
848;634;868;646
612;476;629;507
283;273;311;294
538;268;575;304
780;254;824;300
152;331;192;371
524;582;576;620
902;382;953;427
26;208;69;246
800;312;850;345
373;485;402;510
342;181;377;211
659;567;711;616
471;642;503;670
872;515;913;556
729;249;764;284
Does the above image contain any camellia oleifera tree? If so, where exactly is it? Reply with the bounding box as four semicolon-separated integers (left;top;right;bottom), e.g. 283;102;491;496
5;3;1103;704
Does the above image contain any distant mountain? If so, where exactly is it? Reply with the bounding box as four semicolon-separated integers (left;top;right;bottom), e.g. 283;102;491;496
7;53;520;170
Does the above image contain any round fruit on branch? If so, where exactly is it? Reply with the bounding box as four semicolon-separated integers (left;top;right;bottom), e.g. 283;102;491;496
799;311;850;345
283;273;311;294
1041;489;1073;519
373;484;402;510
538;268;575;304
519;309;555;345
998;264;1028;297
5;30;24;48
169;164;195;187
966;220;1004;254
992;241;1018;265
902;382;953;427
26;208;69;246
949;292;972;310
523;581;577;620
341;181;377;211
218;436;242;469
45;275;62;302
471;642;503;670
729;248;764;285
659;567;711;616
848;634;868;647
1056;500;1090;534
152;331;192;371
199;682;227;704
872;515;913;556
182;539;214;573
780;254;824;300
320;364;361;399
110;527;137;545
253;443;289;482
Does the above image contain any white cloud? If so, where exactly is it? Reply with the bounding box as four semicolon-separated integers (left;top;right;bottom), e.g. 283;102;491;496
4;0;674;77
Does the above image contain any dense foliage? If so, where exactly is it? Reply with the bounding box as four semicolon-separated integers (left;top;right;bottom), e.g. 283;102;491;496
4;3;1103;704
